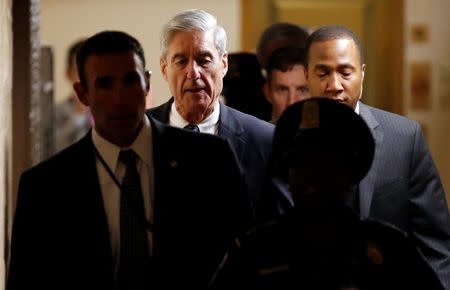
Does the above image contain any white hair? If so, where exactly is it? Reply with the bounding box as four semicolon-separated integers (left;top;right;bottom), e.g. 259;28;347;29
160;9;227;58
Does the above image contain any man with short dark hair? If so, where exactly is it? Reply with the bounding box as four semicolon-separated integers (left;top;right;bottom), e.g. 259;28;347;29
54;38;92;152
256;22;311;70
7;30;252;290
211;98;444;290
263;46;310;122
304;25;450;288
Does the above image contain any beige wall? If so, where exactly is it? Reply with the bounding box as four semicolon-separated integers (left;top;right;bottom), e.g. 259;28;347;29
404;0;450;203
40;0;241;107
0;0;12;287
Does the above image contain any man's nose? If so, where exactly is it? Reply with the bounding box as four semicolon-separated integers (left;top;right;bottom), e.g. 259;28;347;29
326;73;343;93
111;84;127;104
186;61;201;80
287;90;298;105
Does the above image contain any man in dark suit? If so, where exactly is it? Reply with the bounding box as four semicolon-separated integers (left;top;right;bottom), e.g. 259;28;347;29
7;30;252;290
304;25;450;288
149;9;274;219
211;98;444;290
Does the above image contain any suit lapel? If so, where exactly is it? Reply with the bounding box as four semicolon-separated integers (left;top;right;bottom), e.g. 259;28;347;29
217;103;246;161
150;98;173;123
80;135;112;263
147;114;173;255
74;134;114;271
358;102;383;218
150;100;246;160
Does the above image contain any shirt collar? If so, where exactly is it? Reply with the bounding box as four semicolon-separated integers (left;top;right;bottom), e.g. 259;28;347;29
355;101;360;115
169;101;220;134
92;115;152;170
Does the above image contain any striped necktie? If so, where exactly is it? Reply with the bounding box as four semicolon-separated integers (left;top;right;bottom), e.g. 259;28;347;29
117;149;150;289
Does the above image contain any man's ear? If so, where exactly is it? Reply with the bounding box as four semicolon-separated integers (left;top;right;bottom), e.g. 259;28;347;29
359;64;366;101
73;82;89;107
263;81;273;104
361;64;366;82
145;70;151;92
221;52;228;77
160;57;168;81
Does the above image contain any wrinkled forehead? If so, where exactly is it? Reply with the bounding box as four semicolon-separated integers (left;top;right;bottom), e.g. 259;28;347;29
165;29;219;56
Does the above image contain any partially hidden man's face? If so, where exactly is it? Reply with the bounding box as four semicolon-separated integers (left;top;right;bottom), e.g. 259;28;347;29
264;64;310;121
74;51;149;147
161;29;228;124
306;38;365;110
288;150;354;209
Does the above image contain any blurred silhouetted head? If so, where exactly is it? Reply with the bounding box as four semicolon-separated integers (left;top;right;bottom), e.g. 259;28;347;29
272;97;374;189
222;52;271;121
257;22;311;70
66;39;85;83
271;98;374;209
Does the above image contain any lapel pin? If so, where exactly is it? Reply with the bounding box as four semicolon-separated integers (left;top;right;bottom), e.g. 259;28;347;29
170;160;178;168
367;241;384;265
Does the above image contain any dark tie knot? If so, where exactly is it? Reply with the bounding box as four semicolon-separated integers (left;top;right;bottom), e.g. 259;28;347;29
119;149;138;167
184;124;200;132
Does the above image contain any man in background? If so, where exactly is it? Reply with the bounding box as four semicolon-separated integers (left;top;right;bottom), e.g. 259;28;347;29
263;46;310;122
211;98;444;290
305;24;450;288
256;22;312;123
54;38;92;152
221;52;272;121
8;30;252;290
256;22;311;73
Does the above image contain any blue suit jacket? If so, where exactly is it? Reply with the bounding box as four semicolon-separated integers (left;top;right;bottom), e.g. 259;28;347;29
358;102;450;288
7;115;252;290
148;98;274;217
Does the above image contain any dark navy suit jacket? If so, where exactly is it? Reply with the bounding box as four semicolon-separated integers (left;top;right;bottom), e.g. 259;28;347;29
148;98;274;218
358;102;450;288
211;208;444;290
7;115;252;290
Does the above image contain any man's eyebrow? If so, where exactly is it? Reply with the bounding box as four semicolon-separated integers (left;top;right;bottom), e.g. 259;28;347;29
313;63;356;70
313;64;329;70
94;75;112;84
338;63;356;69
198;50;214;58
170;53;186;62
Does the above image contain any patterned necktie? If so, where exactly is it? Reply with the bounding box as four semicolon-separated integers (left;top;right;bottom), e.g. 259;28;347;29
184;124;200;132
117;149;150;289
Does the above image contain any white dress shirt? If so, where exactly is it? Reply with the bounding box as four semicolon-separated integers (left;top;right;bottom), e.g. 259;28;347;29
92;115;154;274
169;101;220;134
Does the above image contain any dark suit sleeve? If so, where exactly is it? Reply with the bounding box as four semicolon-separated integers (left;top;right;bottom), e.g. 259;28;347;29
7;170;45;290
221;138;255;235
408;124;450;288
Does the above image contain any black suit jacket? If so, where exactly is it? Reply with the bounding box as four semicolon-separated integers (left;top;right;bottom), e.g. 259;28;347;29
7;115;252;290
358;102;450;288
148;99;274;217
211;208;444;290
